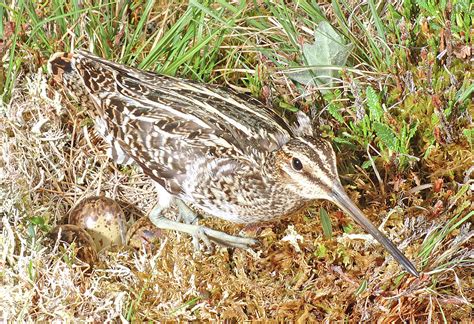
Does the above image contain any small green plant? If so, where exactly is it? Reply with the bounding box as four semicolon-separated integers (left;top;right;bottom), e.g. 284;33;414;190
28;215;50;236
415;0;472;42
462;128;473;148
342;86;419;170
314;243;328;258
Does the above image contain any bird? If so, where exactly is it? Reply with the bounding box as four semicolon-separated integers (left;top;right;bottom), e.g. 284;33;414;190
48;50;419;277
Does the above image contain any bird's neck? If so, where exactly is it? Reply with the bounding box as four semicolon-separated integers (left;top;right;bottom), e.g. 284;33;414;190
259;151;307;218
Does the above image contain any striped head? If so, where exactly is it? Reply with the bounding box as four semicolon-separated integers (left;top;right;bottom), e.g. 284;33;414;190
275;136;339;201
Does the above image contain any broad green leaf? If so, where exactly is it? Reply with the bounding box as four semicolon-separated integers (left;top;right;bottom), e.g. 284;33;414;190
305;21;352;67
286;21;353;93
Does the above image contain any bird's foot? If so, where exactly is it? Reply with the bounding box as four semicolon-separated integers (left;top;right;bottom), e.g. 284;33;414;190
175;199;199;225
148;206;257;250
175;199;207;249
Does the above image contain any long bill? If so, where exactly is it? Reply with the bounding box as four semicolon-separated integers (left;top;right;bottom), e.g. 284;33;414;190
330;185;419;277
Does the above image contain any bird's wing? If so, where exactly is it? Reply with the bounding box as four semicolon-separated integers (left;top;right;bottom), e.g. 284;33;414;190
49;51;292;193
75;50;293;151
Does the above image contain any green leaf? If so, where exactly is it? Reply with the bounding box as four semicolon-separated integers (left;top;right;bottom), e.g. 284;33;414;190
463;128;474;146
342;224;353;233
456;83;474;103
366;86;383;121
361;160;372;169
314;243;328;258
29;216;45;226
355;279;368;296
407;121;419;141
28;260;36;281
368;0;386;43
278;101;299;112
333;136;353;145
306;21;352;67
373;122;397;151
319;207;332;238
327;102;344;123
286;21;353;93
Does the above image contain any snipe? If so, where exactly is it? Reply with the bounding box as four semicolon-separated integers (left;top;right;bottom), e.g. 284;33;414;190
48;51;419;277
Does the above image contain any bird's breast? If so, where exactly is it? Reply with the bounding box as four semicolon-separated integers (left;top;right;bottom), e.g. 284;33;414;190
179;161;305;223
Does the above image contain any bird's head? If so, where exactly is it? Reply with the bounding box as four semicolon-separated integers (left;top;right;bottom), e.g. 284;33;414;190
273;112;341;202
275;135;339;201
273;112;419;277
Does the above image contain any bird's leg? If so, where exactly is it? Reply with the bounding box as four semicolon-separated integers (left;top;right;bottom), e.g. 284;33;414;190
174;199;204;249
148;200;257;250
175;199;199;225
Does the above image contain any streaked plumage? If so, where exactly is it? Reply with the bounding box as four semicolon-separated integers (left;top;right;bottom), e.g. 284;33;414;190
48;51;419;277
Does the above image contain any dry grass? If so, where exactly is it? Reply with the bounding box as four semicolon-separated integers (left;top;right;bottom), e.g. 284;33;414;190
0;69;472;321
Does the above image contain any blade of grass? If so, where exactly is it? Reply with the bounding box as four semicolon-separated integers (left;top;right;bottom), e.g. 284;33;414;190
319;207;333;238
123;0;155;59
368;0;387;43
418;203;472;268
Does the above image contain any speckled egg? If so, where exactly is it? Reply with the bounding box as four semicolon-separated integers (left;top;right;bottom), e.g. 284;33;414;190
126;217;163;250
48;224;98;266
68;196;127;251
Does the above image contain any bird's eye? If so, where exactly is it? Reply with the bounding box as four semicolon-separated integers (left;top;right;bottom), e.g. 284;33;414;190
291;157;303;171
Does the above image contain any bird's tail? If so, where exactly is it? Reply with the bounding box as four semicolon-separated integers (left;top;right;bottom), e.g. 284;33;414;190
48;52;95;107
48;52;73;84
48;52;76;88
48;52;134;166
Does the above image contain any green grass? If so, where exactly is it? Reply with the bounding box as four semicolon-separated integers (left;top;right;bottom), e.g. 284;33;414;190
1;0;472;321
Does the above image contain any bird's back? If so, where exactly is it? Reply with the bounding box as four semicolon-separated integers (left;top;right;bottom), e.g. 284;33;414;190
48;51;293;195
